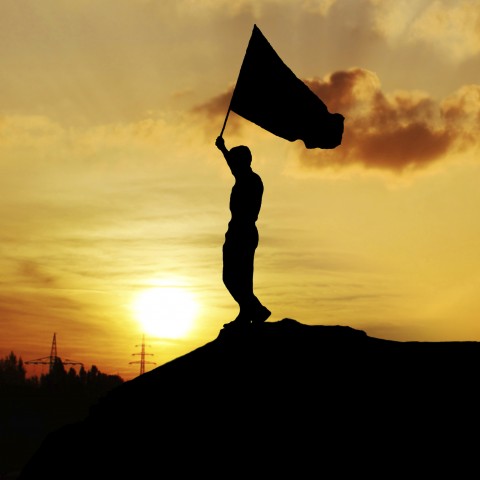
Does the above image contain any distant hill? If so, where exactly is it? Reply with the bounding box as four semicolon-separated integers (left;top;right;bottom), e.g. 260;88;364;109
18;319;480;478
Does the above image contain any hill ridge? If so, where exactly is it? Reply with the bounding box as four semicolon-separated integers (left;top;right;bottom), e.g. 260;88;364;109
19;318;480;478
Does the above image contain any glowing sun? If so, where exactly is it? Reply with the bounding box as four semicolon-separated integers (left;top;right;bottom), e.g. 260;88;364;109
133;287;198;338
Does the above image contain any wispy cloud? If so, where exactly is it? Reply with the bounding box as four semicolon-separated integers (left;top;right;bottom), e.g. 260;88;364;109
371;0;480;63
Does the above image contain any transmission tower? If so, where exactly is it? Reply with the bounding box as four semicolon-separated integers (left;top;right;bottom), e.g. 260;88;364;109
25;332;84;373
130;334;156;376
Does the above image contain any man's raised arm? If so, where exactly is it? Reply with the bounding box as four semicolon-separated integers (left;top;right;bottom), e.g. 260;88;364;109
215;136;229;160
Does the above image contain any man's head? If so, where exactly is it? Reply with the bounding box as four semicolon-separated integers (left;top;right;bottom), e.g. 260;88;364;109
228;145;252;175
230;145;252;164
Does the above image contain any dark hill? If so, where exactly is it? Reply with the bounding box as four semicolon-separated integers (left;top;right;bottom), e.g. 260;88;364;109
18;319;480;478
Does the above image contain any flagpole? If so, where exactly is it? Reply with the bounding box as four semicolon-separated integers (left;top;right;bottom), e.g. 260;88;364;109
219;25;258;138
219;105;231;138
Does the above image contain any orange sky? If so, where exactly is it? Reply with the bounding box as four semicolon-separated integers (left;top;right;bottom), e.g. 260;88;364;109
1;0;480;381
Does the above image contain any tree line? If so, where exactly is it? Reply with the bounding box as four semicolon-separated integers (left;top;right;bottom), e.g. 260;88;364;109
0;351;124;392
1;352;126;476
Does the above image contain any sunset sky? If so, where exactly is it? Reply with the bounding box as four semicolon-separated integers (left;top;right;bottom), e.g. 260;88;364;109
2;0;480;381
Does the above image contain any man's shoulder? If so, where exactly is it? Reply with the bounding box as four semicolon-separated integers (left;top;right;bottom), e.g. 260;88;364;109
237;170;263;189
251;171;263;183
249;172;263;191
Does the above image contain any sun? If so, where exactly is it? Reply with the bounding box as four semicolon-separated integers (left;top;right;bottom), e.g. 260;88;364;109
132;287;198;339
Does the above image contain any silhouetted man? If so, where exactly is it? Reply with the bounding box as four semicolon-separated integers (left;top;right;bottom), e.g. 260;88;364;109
215;136;271;327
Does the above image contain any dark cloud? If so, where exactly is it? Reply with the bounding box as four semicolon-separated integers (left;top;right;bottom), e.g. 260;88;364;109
301;68;466;172
18;260;56;286
193;68;480;173
190;88;243;136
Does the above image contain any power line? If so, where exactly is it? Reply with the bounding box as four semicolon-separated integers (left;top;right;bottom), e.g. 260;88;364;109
25;332;83;373
130;334;156;376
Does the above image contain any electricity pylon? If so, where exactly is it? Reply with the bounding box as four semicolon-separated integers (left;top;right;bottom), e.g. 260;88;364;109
25;332;83;372
130;334;156;376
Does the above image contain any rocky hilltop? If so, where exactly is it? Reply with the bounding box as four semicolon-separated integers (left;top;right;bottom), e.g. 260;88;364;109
19;319;480;478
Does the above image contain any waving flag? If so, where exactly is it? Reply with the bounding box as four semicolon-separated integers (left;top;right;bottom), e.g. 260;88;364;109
222;24;344;149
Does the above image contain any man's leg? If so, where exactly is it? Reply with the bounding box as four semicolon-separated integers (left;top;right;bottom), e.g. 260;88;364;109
232;244;270;324
222;229;270;326
222;242;250;325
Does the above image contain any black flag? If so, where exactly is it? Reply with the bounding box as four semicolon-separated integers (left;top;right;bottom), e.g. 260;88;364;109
227;24;344;149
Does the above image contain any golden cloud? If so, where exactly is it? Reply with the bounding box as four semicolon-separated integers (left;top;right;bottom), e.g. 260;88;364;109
302;69;480;172
0;115;65;148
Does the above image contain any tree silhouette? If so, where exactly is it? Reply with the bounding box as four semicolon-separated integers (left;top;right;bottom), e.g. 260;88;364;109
0;351;26;386
0;351;125;476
